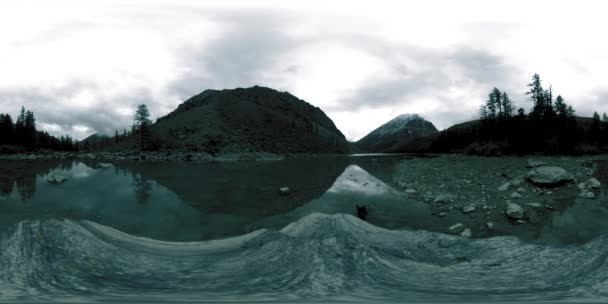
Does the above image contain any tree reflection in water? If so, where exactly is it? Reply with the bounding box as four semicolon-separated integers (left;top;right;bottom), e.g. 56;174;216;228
132;173;152;204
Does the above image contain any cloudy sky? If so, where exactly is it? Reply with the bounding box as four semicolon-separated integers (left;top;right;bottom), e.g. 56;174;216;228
1;0;608;141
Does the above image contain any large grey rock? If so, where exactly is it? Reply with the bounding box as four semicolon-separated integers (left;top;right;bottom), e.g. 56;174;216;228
526;166;574;186
505;202;525;219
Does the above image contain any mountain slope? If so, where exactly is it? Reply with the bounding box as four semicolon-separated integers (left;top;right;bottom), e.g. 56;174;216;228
150;86;349;154
356;114;438;152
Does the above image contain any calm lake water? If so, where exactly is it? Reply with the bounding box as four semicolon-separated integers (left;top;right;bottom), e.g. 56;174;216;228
1;155;608;303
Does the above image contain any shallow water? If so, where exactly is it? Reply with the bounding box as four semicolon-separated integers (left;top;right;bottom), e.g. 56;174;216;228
1;155;608;303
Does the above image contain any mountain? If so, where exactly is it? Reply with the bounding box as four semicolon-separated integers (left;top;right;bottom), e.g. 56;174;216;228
147;86;349;154
355;114;438;152
389;116;605;155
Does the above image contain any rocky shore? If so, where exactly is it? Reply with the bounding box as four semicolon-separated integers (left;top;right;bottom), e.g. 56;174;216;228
390;154;606;241
0;150;292;162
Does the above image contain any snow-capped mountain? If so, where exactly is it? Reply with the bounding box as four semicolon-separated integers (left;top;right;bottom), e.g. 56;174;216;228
356;114;438;152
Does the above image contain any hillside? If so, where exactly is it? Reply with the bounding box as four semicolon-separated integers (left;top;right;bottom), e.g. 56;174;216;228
356;114;438;152
119;86;349;154
389;116;606;155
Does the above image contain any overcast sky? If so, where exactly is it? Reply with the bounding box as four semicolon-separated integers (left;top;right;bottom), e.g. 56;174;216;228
1;0;608;141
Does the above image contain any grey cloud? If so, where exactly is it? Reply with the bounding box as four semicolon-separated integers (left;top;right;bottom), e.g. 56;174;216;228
168;9;302;100
0;83;161;138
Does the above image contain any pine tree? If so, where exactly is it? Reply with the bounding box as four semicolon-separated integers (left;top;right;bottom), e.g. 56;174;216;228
24;110;36;147
479;104;488;120
554;95;567;119
602;113;608;122
565;105;575;118
0;114;14;145
517;108;526;118
526;74;545;119
485;90;497;120
501;92;513;118
492;88;502;118
15;106;26;145
133;104;152;150
592;111;601;142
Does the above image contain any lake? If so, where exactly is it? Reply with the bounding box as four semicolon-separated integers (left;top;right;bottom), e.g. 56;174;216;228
1;155;608;303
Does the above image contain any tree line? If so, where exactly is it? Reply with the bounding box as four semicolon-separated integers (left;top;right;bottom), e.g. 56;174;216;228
0;107;76;151
427;73;608;155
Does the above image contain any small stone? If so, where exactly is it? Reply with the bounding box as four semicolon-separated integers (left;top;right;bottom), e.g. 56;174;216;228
437;212;447;217
516;220;526;224
517;187;525;192
498;182;511;191
278;187;291;196
583;191;596;199
460;229;472;238
449;223;465;232
525;203;544;208
434;194;453;204
510;192;522;199
486;222;494;230
404;189;417;194
462;205;476;213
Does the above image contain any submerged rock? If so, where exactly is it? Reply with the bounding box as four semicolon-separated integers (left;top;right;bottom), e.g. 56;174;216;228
278;187;291;196
505;203;525;219
526;166;574;186
95;163;114;169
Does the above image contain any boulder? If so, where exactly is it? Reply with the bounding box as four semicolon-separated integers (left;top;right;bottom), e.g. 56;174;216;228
510;192;522;199
526;166;574;186
505;202;525;219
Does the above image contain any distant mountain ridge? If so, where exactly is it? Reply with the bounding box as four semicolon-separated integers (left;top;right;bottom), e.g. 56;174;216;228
356;114;438;152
